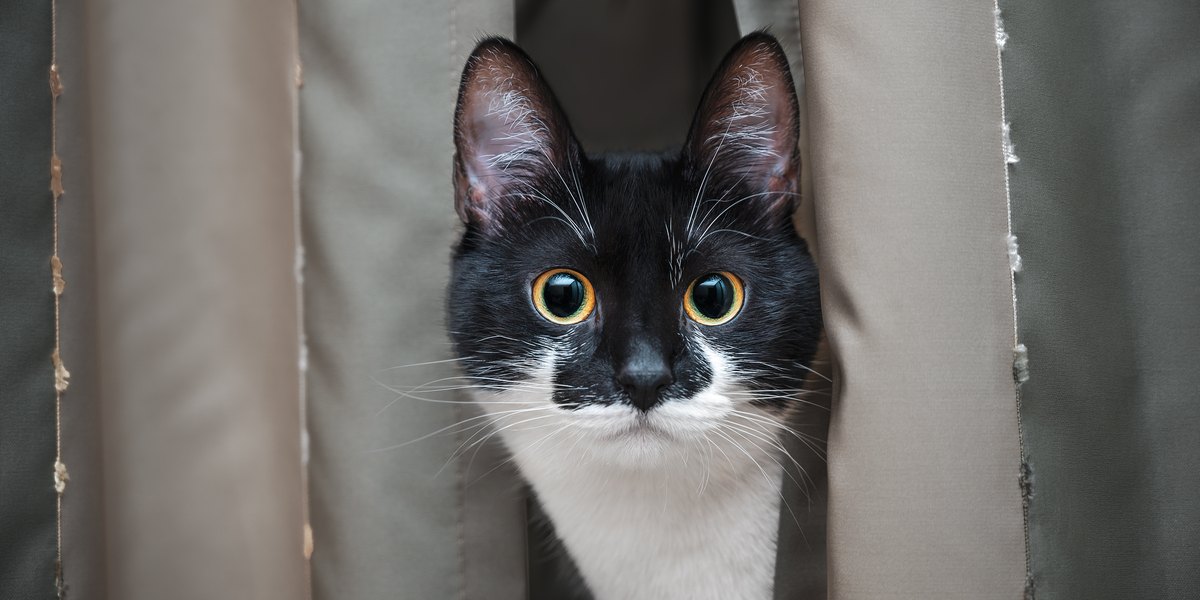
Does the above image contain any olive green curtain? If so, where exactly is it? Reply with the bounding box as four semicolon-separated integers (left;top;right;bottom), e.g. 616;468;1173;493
0;2;57;596
1002;1;1200;597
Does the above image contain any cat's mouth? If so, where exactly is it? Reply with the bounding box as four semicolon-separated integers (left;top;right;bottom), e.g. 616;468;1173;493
602;413;671;440
568;403;680;442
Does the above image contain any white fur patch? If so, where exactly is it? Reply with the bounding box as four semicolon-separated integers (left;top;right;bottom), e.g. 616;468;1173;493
473;337;787;599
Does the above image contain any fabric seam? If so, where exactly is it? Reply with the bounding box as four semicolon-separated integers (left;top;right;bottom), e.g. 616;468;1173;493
991;0;1033;592
49;1;70;596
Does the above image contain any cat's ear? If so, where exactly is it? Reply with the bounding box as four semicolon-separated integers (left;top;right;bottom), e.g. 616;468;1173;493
453;38;580;229
684;33;799;216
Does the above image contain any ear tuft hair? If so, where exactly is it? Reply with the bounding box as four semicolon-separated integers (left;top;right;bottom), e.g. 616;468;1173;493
452;38;579;229
685;33;800;217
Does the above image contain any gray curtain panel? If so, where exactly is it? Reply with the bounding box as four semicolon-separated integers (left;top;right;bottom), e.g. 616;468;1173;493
59;0;106;596
794;0;1029;597
298;1;522;599
1001;1;1200;597
0;1;57;598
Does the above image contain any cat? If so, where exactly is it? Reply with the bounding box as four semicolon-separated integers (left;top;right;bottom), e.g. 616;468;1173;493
447;32;822;600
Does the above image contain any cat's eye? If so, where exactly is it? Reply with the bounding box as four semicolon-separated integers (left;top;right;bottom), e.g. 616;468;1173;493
684;272;744;326
532;268;596;325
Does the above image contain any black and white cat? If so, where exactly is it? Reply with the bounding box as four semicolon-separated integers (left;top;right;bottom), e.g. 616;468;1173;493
447;33;822;600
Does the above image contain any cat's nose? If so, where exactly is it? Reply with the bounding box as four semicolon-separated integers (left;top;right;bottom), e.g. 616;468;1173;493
616;361;673;412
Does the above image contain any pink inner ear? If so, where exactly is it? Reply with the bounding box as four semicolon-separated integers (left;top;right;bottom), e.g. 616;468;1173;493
463;101;547;196
456;54;562;217
690;38;799;196
452;39;580;228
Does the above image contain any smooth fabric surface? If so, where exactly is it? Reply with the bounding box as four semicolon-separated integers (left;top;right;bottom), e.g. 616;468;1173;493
298;1;522;598
1001;2;1200;597
58;0;109;594
88;1;306;598
798;1;1027;597
0;1;57;598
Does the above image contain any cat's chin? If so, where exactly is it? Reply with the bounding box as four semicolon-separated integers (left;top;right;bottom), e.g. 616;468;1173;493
557;401;739;469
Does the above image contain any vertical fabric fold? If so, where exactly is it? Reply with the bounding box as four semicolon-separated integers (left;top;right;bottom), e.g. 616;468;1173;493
87;1;306;598
797;0;1027;596
57;0;109;595
298;1;523;598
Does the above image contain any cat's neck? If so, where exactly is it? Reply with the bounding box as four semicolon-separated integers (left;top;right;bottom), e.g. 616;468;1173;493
501;425;784;600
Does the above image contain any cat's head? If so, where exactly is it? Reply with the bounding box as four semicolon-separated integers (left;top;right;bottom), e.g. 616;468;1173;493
447;34;821;467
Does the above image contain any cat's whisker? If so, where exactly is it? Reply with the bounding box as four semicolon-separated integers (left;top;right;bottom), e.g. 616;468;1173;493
726;393;830;413
376;356;466;372
692;190;800;249
727;389;830;397
726;386;829;395
695;228;771;245
389;394;547;406
696;432;716;496
537;148;596;250
452;416;565;479
720;419;816;506
792;362;833;383
721;424;813;512
371;375;572;417
458;410;563;455
497;189;592;250
727;411;828;463
714;424;805;530
390;373;580;393
691;170;750;241
402;382;576;394
466;419;577;487
364;404;558;454
728;407;827;439
445;410;570;475
686;117;736;240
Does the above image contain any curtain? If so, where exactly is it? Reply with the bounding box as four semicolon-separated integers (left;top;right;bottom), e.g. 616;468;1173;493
2;1;1197;599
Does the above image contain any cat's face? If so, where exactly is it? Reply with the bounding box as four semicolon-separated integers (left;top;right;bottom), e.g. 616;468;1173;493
447;35;821;467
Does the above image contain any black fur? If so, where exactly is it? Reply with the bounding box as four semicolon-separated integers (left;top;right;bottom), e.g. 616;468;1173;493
447;33;821;414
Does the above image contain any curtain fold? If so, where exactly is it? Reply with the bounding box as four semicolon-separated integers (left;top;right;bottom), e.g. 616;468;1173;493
87;1;306;598
298;1;523;598
58;0;108;595
795;0;1027;596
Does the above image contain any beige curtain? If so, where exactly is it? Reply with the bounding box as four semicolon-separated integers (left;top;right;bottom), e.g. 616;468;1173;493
25;0;1200;599
86;1;306;598
14;0;1025;597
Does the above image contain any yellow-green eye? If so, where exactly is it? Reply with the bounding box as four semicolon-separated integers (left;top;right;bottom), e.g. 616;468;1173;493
533;268;595;325
684;272;744;326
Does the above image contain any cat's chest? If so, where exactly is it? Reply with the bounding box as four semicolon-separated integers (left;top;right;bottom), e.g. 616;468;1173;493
507;432;784;600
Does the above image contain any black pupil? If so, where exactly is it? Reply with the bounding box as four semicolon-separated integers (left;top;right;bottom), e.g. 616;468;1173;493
543;273;585;318
692;274;734;319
